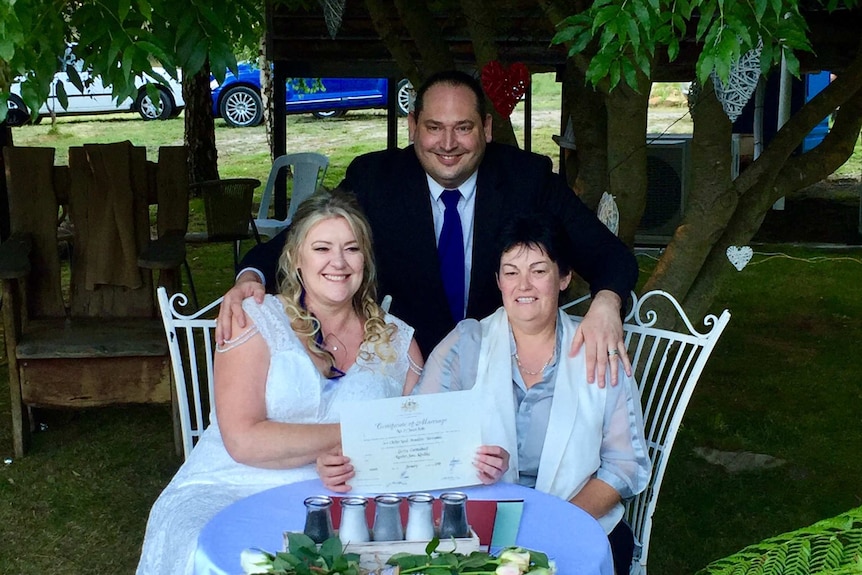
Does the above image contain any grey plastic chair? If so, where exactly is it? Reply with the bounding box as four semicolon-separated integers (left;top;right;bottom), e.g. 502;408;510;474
254;153;328;238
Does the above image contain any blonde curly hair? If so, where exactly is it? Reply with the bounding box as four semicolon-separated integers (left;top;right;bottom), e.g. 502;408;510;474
277;188;396;376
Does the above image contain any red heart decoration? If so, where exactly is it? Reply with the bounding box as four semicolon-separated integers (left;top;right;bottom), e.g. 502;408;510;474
481;61;530;118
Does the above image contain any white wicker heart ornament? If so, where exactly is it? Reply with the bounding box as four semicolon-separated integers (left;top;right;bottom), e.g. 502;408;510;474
319;0;346;38
711;41;762;123
596;192;620;236
726;245;753;271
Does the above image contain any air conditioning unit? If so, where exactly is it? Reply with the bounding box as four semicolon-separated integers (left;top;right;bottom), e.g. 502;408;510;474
636;136;691;244
636;134;740;244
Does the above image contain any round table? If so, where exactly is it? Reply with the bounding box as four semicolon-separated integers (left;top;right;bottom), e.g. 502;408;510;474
194;478;613;575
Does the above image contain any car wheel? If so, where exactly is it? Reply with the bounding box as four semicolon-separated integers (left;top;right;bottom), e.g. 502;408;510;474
220;86;263;127
396;79;413;116
311;109;347;119
137;87;173;120
5;94;32;127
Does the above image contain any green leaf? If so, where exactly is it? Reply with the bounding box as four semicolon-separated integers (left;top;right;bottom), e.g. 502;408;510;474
592;5;620;34
667;37;680;62
783;49;801;78
425;537;441;555
137;0;153;19
770;0;782;16
626;17;640;51
118;0;131;22
387;553;431;569
286;532;317;555
530;549;550;567
609;58;621;90
66;63;84;92
458;552;496;569
55;79;68;110
319;536;343;563
569;30;593;56
430;553;459;566
635;49;651;77
184;36;209;76
552;26;577;45
622;58;638;90
273;551;302;568
697;53;716;84
631;0;651;24
587;52;613;85
696;3;716;39
0;39;14;60
754;0;768;21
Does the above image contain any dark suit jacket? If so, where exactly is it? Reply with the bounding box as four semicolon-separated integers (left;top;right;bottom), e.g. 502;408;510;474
240;142;637;357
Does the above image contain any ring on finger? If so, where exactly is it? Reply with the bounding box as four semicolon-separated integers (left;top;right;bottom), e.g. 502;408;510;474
608;348;620;357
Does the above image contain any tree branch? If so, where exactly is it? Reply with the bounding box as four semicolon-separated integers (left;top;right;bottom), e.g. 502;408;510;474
392;0;454;75
365;0;424;87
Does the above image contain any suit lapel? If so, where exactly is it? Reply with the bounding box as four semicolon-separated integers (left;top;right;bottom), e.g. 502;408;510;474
469;151;505;314
390;148;449;302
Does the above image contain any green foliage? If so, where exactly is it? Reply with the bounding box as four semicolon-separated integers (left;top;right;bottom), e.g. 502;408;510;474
256;534;361;574
551;0;856;93
386;542;553;575
696;506;862;575
0;0;263;123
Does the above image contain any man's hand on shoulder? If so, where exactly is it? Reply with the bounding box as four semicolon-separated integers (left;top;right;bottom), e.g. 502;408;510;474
215;271;267;345
569;290;632;388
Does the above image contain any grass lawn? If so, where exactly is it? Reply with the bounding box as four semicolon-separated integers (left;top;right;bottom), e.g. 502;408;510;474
1;78;861;574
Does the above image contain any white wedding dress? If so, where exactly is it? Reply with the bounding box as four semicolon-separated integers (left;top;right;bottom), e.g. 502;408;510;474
136;295;414;575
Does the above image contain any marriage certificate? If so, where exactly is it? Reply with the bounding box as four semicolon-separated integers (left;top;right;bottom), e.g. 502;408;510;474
339;391;482;493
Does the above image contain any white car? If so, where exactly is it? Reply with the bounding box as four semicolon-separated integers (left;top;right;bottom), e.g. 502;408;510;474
5;51;184;126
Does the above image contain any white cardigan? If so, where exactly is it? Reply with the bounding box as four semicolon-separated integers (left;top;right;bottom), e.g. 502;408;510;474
418;307;650;533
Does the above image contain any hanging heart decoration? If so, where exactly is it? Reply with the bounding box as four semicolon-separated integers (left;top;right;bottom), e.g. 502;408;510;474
319;0;346;39
726;245;754;271
481;61;530;118
596;192;620;236
711;39;762;123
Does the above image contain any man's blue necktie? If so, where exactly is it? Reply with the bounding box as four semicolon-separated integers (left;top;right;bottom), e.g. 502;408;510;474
438;189;465;322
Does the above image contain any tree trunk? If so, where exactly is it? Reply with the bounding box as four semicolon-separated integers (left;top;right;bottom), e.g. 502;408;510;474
643;80;737;301
461;0;517;146
184;62;219;187
259;35;274;160
681;43;862;321
0;122;13;239
605;82;650;247
365;0;424;88
561;60;608;209
392;0;454;74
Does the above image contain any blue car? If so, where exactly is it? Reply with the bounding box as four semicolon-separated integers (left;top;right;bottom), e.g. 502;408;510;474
210;63;412;127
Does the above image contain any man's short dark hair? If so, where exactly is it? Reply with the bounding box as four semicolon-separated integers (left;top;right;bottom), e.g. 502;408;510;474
413;70;487;121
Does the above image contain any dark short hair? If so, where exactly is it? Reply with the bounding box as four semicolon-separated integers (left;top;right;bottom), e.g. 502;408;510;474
413;70;487;121
496;213;572;277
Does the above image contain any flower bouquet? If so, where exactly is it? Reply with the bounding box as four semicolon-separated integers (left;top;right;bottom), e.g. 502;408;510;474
241;534;555;575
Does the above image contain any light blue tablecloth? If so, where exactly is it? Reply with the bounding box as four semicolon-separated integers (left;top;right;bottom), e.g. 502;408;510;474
194;478;613;575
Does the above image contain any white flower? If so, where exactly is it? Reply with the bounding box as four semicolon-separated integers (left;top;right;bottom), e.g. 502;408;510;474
498;548;532;571
496;563;524;575
240;548;273;574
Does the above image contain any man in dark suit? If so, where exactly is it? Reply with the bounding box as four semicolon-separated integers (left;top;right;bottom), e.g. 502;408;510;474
218;70;637;385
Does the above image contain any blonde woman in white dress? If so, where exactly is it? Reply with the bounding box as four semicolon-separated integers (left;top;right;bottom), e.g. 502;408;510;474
136;189;423;575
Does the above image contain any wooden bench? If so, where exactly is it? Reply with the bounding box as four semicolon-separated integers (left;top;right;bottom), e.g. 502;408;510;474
0;142;188;457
